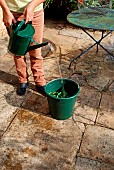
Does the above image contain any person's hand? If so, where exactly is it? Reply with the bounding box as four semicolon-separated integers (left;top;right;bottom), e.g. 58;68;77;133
23;2;35;24
23;0;45;24
3;10;16;29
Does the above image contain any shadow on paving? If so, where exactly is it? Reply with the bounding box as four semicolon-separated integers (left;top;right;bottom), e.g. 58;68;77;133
0;69;99;110
0;70;50;116
0;69;37;91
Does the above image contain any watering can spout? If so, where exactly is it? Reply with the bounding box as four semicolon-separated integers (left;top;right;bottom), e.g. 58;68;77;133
27;42;48;52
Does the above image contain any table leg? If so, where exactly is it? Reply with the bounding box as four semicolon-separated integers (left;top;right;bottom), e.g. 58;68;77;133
82;29;113;55
69;29;114;69
69;41;98;69
96;30;105;52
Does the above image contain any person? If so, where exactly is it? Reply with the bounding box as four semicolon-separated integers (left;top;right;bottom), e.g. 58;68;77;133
78;0;84;4
0;0;47;96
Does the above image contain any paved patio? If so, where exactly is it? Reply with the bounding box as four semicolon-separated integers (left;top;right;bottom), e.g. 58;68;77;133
0;9;114;169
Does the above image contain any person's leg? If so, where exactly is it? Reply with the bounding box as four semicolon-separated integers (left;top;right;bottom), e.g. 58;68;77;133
12;12;28;84
29;10;46;88
14;56;28;83
11;12;28;95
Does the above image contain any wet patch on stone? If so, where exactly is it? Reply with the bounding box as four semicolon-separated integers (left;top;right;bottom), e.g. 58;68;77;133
0;109;84;169
22;91;49;115
76;59;99;76
4;90;26;108
70;73;87;87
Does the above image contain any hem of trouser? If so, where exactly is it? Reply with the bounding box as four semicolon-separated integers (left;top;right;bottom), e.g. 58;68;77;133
35;82;46;87
19;81;28;84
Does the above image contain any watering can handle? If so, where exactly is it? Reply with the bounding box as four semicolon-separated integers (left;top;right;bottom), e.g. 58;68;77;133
11;19;25;33
15;20;25;32
27;39;48;52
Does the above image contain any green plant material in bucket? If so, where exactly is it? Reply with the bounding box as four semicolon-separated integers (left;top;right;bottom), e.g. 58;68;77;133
49;84;69;98
49;91;69;98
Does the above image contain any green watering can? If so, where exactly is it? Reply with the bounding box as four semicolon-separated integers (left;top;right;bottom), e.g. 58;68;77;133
8;20;48;56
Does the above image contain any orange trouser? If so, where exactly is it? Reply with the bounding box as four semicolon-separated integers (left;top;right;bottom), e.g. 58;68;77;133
12;9;46;86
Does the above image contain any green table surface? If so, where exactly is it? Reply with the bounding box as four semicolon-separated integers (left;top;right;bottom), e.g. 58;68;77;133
67;7;114;31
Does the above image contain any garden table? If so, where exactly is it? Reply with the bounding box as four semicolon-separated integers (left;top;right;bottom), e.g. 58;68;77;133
67;7;114;68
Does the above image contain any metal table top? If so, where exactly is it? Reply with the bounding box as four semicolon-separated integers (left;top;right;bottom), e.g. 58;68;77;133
67;7;114;31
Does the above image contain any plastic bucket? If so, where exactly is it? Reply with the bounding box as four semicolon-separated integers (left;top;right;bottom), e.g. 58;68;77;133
45;78;80;120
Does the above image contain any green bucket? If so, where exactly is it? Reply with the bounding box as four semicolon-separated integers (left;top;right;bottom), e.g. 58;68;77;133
45;78;80;120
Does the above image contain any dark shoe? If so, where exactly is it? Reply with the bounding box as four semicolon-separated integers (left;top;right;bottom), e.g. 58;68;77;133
16;83;28;96
35;85;47;97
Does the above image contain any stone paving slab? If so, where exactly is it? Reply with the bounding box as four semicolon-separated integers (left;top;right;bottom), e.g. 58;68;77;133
0;81;14;96
78;125;114;165
75;56;100;77
73;86;101;124
22;91;49;115
44;26;76;54
43;57;61;82
97;62;114;81
59;25;114;49
97;110;114;129
96;91;114;129
75;157;114;170
0;37;9;56
0;109;84;169
109;81;114;92
0;53;14;73
87;75;111;91
0;93;19;133
100;91;114;112
75;52;114;91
